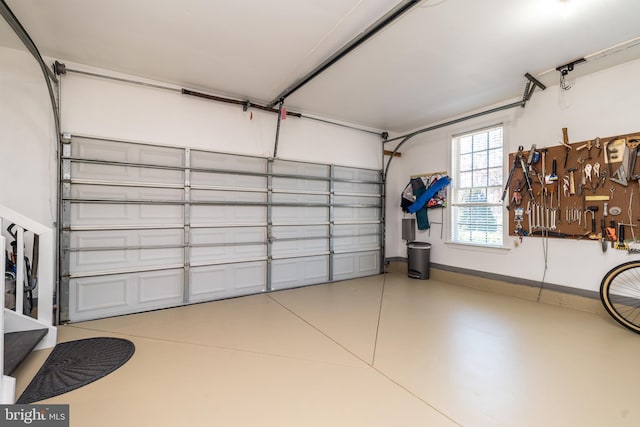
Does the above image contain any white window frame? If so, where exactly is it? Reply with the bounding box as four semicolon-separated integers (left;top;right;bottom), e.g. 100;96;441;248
449;124;505;248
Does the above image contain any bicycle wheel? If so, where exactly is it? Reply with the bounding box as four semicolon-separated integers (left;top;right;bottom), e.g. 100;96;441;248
600;260;640;334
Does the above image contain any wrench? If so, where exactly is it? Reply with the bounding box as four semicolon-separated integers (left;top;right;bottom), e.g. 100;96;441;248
577;208;582;227
546;206;550;230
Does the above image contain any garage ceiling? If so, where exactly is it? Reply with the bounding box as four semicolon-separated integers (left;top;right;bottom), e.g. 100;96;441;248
4;0;640;133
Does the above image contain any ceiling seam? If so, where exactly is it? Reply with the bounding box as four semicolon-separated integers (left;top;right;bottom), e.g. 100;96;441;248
267;0;422;107
536;36;640;77
274;0;367;92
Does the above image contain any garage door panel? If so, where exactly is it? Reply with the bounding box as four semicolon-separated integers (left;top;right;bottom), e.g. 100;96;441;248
138;229;184;245
190;227;266;263
191;171;266;189
334;181;381;195
191;150;266;172
191;244;266;264
70;269;184;321
334;195;380;205
191;227;265;245
333;166;379;182
334;207;380;221
273;177;329;192
71;247;183;274
139;204;184;220
334;223;380;237
272;193;329;204
334;235;380;252
272;206;328;223
272;239;328;257
72;162;184;185
73;276;129;312
73;137;183;166
71;184;184;201
333;251;380;281
191;189;267;203
190;205;266;225
333;167;380;195
189;262;265;302
72;203;183;226
272;160;328;177
70;229;182;248
139;271;184;303
73;203;128;224
272;256;329;290
271;225;328;239
333;222;381;253
73;245;128;269
74;140;127;163
73;162;126;180
138;246;183;262
138;146;184;167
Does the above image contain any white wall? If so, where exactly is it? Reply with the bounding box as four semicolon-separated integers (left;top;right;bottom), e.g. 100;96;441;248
385;58;640;293
58;60;382;169
0;47;57;227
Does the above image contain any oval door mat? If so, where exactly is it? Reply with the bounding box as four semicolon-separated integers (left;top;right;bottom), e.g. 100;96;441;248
17;337;135;404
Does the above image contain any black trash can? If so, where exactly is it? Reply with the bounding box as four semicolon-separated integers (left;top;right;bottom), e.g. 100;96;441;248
407;241;431;280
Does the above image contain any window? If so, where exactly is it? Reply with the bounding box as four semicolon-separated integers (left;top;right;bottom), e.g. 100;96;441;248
451;125;504;246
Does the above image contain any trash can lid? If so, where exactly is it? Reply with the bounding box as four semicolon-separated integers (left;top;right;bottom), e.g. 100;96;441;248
407;241;431;249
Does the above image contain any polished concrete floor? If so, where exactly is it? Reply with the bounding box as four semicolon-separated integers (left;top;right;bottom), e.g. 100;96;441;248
13;272;640;426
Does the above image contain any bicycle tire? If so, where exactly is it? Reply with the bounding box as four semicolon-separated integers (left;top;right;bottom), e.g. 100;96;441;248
600;260;640;334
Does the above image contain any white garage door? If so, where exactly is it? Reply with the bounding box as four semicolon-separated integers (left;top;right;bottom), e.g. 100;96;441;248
60;135;382;322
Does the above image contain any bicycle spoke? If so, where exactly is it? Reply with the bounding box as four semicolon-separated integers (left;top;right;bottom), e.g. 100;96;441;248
601;261;640;333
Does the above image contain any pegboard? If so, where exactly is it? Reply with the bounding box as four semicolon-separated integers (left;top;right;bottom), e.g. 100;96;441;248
507;130;640;244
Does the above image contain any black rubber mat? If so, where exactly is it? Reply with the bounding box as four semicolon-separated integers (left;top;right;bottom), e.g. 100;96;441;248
17;337;135;403
4;328;48;376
